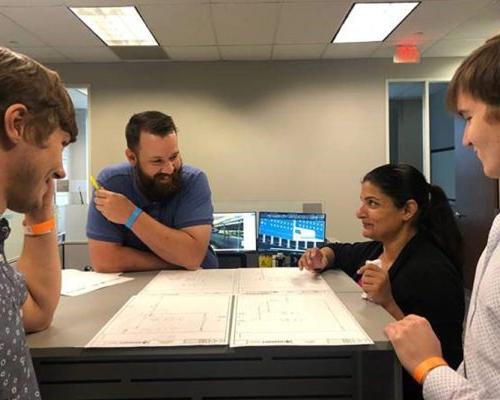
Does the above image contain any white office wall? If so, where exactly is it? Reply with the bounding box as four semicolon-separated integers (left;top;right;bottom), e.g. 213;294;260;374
50;58;462;242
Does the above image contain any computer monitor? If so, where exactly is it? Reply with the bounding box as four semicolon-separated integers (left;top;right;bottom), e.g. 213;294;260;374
257;211;326;253
211;212;257;252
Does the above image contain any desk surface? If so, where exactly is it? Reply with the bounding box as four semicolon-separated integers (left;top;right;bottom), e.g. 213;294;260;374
27;269;394;351
28;269;402;400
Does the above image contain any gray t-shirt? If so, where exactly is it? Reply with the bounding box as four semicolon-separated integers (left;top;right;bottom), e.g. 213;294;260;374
0;260;40;400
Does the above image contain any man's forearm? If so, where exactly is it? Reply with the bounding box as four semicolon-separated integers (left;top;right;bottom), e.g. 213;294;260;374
130;212;207;269
17;230;60;332
90;242;176;273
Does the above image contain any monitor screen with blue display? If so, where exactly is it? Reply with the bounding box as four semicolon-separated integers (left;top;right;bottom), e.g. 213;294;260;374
211;212;257;252
257;212;326;253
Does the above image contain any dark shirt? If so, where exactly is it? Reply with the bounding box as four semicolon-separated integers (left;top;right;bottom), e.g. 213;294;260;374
325;234;464;400
87;163;218;268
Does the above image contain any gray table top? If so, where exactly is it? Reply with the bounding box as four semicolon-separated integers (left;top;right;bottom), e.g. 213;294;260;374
27;269;395;352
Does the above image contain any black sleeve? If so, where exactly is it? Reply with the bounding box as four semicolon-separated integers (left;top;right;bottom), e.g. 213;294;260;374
404;259;465;368
323;241;382;278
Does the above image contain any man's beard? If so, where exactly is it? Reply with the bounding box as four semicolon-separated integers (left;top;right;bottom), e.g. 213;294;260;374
135;163;183;201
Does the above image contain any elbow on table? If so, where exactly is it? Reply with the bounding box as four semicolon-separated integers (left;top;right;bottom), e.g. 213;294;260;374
182;263;202;271
25;312;55;334
88;241;124;273
179;252;205;271
91;261;122;273
89;250;123;273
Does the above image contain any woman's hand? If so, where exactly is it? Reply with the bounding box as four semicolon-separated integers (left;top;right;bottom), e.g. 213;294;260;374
298;248;328;272
358;262;394;307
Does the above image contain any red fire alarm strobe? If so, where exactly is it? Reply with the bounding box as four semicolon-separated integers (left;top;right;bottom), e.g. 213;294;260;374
394;45;421;63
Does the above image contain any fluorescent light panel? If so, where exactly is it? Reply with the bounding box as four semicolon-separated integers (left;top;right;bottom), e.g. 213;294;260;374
70;6;157;46
333;2;419;43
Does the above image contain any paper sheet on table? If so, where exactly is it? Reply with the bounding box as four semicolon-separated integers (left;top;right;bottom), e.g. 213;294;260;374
86;293;232;347
230;291;373;347
61;269;134;296
237;267;331;294
140;269;238;295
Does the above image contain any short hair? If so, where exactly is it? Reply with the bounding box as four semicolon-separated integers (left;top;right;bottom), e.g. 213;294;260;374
126;111;177;152
447;34;500;122
0;47;78;148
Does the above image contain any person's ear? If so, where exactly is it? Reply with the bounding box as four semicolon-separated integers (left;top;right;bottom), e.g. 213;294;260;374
402;199;418;222
4;104;28;145
125;148;137;166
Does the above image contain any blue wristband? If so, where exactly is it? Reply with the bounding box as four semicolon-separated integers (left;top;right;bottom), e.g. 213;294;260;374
125;207;142;229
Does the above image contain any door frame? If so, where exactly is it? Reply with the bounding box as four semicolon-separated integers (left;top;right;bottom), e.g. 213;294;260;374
385;78;453;182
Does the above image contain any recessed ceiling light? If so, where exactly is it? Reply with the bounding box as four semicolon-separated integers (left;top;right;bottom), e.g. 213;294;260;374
70;6;158;46
333;2;420;44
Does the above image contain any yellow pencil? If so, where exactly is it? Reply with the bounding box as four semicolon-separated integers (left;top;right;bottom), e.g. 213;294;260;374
90;175;100;190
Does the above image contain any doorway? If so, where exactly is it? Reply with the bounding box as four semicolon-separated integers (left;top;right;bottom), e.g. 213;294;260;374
388;80;498;289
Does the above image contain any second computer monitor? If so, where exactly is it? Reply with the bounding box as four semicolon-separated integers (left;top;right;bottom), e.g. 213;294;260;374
211;212;257;252
258;211;326;253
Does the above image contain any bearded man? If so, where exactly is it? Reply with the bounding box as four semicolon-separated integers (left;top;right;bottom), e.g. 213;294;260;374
87;111;218;271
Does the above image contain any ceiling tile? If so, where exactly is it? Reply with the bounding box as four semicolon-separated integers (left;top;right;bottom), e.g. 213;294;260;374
385;0;492;45
165;45;220;61
0;1;205;7
444;0;500;40
219;45;272;60
275;1;349;44
323;42;381;59
370;44;396;58
0;11;46;47
65;0;210;4
1;6;103;47
0;1;61;5
211;2;281;45
57;46;121;62
272;44;325;60
423;38;487;57
0;0;209;4
0;0;494;62
139;3;216;46
12;46;71;63
211;0;281;3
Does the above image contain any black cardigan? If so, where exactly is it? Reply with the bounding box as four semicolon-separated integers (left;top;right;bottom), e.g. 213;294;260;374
325;234;464;400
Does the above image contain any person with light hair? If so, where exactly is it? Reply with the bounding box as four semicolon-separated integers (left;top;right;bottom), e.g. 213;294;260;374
385;34;500;400
0;47;78;399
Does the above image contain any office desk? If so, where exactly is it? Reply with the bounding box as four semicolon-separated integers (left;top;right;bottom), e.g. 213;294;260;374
28;269;402;400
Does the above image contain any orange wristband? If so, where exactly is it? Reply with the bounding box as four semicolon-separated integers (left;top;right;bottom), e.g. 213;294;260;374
413;356;448;384
23;217;55;236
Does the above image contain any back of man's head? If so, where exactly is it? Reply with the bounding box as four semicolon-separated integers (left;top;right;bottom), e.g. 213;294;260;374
0;47;78;149
447;34;500;122
126;111;177;152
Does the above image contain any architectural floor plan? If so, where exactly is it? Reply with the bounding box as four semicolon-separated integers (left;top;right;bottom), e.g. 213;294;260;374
141;269;238;294
86;268;372;348
87;293;233;347
231;291;373;346
237;267;331;293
